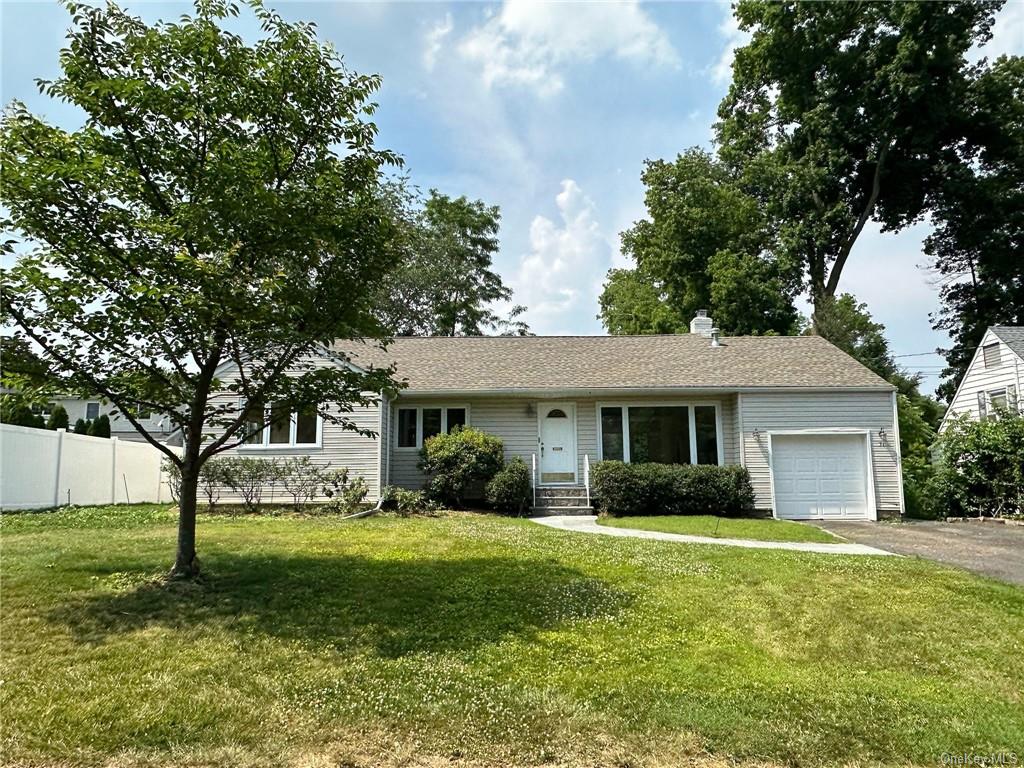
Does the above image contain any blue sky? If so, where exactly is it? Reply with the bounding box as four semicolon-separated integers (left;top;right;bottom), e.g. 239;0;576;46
2;1;1021;394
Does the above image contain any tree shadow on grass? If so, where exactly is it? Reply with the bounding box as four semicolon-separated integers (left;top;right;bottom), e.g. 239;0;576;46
47;552;632;657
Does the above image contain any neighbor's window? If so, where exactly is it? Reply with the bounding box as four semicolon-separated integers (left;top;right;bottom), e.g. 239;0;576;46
396;405;470;448
242;400;320;447
989;389;1008;412
599;404;720;466
86;402;100;420
983;343;1002;369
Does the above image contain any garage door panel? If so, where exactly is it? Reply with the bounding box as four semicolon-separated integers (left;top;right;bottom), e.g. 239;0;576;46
772;434;870;520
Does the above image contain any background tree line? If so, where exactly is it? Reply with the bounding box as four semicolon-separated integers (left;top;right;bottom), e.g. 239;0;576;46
600;0;1021;401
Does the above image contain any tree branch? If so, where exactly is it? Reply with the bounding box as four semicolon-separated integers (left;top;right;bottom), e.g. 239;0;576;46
825;139;890;297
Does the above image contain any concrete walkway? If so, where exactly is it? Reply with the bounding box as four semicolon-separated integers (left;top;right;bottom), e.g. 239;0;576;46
531;515;897;556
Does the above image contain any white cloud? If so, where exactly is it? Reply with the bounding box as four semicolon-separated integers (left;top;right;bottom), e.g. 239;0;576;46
455;0;680;96
711;8;751;86
423;13;453;72
969;1;1024;62
509;180;614;333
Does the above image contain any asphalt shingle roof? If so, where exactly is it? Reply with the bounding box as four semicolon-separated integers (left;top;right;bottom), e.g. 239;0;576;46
991;326;1024;361
337;334;893;393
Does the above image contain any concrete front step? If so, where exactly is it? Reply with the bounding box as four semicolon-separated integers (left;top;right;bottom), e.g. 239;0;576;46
534;495;590;506
536;486;588;497
531;505;595;516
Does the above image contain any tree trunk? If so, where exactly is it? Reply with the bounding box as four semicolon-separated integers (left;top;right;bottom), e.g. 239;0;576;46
171;467;201;579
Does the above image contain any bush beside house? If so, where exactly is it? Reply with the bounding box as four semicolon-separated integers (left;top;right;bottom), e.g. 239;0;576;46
486;456;532;516
592;461;756;518
927;413;1024;519
418;427;504;508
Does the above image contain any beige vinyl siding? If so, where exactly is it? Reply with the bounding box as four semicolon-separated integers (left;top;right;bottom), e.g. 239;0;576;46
388;394;739;490
203;356;384;501
739;391;900;513
942;329;1024;430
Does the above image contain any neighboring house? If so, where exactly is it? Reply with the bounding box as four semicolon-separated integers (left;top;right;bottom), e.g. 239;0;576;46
214;311;903;521
939;325;1023;433
43;397;181;445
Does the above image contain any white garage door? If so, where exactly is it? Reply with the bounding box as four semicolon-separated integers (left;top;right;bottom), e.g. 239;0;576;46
771;434;871;520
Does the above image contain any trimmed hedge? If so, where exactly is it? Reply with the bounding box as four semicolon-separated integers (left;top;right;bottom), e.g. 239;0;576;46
592;461;755;517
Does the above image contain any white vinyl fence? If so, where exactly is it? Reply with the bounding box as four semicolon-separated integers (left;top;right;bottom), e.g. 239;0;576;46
0;424;175;510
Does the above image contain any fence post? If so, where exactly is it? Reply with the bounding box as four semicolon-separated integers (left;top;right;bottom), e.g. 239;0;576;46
111;436;119;504
53;428;66;508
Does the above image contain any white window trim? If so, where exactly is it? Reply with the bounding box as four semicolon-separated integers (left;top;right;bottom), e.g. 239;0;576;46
595;401;724;466
237;400;323;450
395;404;471;450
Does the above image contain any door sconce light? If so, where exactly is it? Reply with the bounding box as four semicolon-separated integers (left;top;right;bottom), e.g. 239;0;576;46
879;428;888;445
752;428;762;441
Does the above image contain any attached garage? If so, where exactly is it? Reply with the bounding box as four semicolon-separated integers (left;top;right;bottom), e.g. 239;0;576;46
769;433;874;521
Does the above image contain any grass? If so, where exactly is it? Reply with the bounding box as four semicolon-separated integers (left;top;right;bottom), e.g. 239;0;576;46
596;514;841;543
2;504;1023;767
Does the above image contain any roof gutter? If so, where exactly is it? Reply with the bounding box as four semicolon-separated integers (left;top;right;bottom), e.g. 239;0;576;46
394;384;896;398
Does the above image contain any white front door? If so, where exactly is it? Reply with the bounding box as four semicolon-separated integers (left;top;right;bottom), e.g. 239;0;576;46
771;434;871;520
539;403;576;484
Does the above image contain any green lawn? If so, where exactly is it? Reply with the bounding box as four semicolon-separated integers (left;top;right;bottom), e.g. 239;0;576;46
597;514;841;543
3;504;1023;767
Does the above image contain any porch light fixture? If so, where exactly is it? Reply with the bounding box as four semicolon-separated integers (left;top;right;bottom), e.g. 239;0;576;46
752;428;762;441
879;428;888;445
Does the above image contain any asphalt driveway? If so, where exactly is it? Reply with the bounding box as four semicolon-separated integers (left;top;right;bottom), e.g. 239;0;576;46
812;519;1024;586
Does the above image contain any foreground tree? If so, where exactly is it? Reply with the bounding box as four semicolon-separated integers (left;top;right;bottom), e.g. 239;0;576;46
1;0;401;577
374;183;528;336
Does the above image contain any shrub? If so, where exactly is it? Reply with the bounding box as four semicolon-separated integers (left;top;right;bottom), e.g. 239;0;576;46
380;486;434;516
88;414;111;438
320;468;369;514
902;455;939;520
0;400;45;428
73;418;89;435
220;457;280;512
419;427;505;507
592;461;755;518
930;413;1024;518
279;456;326;510
162;458;182;503
485;456;532;515
198;458;227;509
162;458;226;509
46;405;69;431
